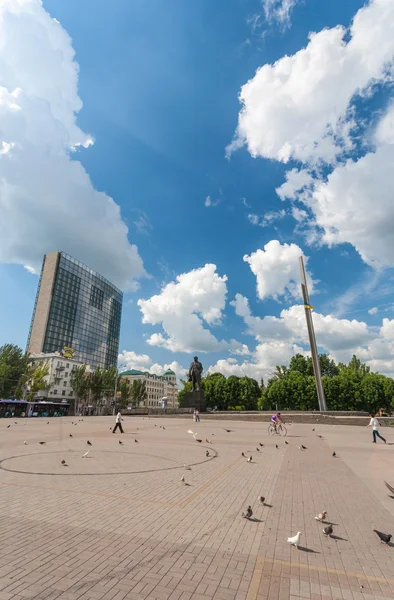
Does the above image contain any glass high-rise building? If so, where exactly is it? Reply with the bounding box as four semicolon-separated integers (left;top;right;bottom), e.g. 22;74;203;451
27;251;123;369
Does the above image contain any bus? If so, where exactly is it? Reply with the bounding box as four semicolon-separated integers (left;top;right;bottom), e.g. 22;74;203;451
0;400;70;418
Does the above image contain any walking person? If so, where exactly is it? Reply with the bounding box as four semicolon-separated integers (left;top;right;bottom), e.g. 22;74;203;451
367;412;386;444
113;411;124;434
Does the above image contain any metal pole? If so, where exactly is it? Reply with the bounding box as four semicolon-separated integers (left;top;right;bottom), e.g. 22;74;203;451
299;256;327;411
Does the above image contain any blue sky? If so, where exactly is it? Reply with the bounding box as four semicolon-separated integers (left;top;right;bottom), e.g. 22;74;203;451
1;0;394;381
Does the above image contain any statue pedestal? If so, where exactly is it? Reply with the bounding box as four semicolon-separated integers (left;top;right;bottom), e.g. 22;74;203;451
182;390;206;412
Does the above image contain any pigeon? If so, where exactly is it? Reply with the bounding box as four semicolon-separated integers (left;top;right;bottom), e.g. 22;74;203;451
206;450;210;457
285;441;289;445
315;511;327;522
47;422;49;424
195;439;202;443
14;422;17;425
82;451;89;458
180;475;185;484
256;447;260;452
72;422;74;425
275;444;279;449
183;464;191;470
87;440;92;446
39;441;46;445
259;496;265;505
247;456;252;463
259;443;264;447
23;441;27;445
69;434;73;438
287;532;301;548
312;428;315;431
224;429;233;433
241;452;245;457
374;530;392;544
317;435;323;439
332;451;336;457
299;445;307;450
119;440;123;445
62;463;69;467
242;506;253;519
323;525;333;538
135;439;139;443
6;425;10;428
385;481;394;495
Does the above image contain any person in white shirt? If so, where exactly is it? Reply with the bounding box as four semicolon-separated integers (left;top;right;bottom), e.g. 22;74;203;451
112;411;124;434
366;413;386;444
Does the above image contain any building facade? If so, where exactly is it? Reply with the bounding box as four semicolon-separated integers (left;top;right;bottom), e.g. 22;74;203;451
120;369;178;408
27;252;123;369
28;352;91;403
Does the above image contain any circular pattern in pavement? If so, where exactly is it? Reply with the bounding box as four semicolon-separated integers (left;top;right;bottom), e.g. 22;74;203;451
0;447;218;476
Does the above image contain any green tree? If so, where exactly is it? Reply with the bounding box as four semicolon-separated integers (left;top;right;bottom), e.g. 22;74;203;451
319;354;339;377
204;373;226;409
239;376;260;410
119;379;132;407
89;367;105;406
178;378;193;407
289;354;312;376
225;375;241;409
70;365;90;406
0;344;28;398
130;379;147;407
17;360;52;401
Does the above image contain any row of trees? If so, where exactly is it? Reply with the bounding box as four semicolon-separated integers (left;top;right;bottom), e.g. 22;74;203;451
179;373;261;411
0;344;147;410
179;354;394;414
70;365;147;408
260;354;394;413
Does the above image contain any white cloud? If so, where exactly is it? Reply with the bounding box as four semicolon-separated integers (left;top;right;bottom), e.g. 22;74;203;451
247;210;286;227
24;265;36;275
138;264;230;353
368;307;379;315
243;240;314;301
118;351;187;383
208;341;305;381
262;0;299;30
247;213;259;225
118;350;153;371
205;195;220;208
227;0;394;164
0;0;145;289
219;293;394;378
306;144;394;268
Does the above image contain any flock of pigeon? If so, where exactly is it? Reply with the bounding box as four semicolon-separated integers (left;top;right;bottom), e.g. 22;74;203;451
10;418;394;548
239;429;393;550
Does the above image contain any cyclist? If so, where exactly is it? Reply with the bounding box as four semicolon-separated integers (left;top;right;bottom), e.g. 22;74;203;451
271;412;283;433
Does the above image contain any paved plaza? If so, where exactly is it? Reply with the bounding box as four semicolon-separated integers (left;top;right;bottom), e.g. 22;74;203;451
1;416;394;600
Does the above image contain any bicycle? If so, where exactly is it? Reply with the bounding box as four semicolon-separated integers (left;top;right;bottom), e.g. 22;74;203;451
268;422;287;436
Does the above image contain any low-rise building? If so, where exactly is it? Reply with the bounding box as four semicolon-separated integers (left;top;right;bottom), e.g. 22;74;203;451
120;368;178;408
28;351;91;403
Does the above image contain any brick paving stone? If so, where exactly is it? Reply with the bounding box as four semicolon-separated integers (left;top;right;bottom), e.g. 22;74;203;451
2;418;394;599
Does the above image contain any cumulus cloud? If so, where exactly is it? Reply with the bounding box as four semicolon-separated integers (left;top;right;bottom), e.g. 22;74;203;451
118;350;153;371
0;0;145;289
208;342;305;381
243;240;314;301
118;350;187;383
138;264;230;353
228;0;394;164
216;293;394;378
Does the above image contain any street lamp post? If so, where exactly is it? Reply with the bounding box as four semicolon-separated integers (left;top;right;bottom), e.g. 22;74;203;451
299;256;327;411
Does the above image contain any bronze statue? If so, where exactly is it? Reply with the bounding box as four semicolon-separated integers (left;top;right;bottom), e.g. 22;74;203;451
188;356;203;392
